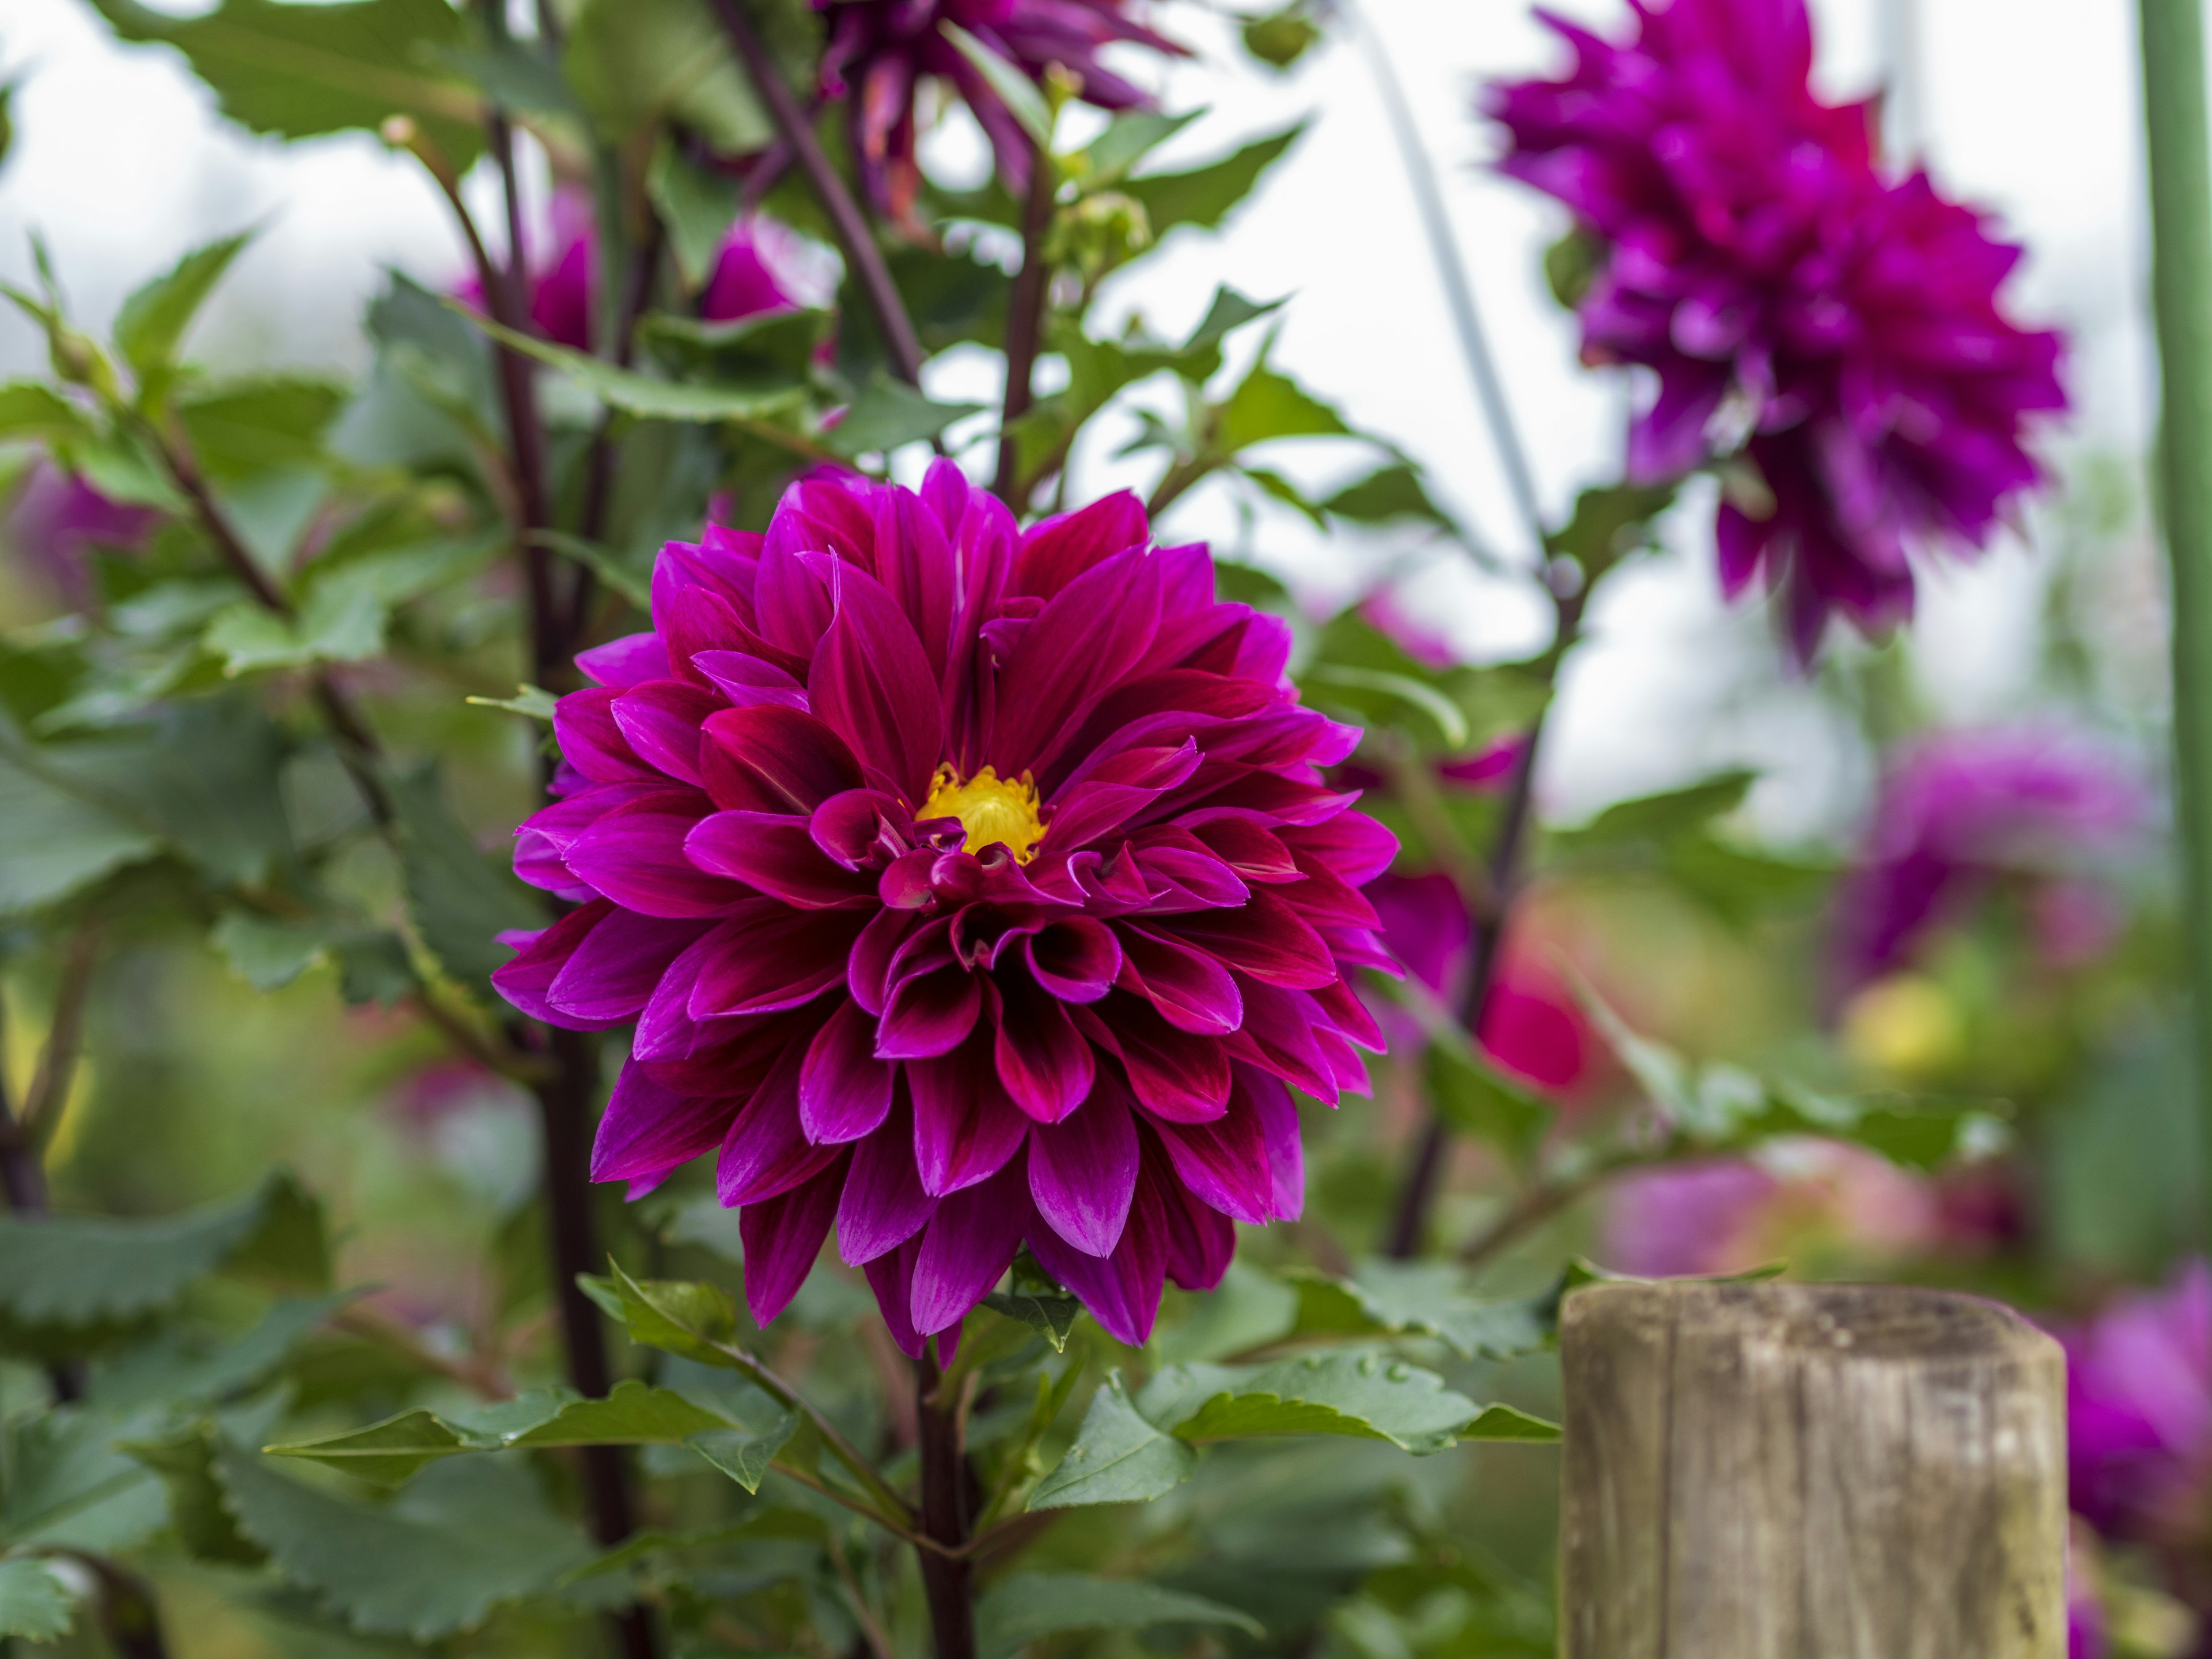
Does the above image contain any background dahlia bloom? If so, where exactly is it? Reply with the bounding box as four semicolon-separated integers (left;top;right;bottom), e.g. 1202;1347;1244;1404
2064;1263;2212;1550
2;459;158;607
817;0;1181;229
1488;0;2066;660
495;468;1394;1350
460;191;827;351
1830;726;2145;994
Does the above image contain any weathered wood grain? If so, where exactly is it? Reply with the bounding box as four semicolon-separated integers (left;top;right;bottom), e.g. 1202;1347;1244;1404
1560;1281;2066;1659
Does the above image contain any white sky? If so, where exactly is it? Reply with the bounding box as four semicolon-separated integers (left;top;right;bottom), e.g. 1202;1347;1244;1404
0;0;2166;838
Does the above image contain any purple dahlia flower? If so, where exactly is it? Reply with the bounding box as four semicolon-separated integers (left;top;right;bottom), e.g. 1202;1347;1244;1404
2063;1262;2212;1548
495;467;1396;1351
1487;0;2066;661
460;191;826;352
4;460;158;607
1831;726;2145;994
817;0;1181;230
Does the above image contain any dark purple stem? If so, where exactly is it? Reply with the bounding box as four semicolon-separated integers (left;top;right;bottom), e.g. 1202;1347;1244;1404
995;142;1056;502
914;1353;977;1659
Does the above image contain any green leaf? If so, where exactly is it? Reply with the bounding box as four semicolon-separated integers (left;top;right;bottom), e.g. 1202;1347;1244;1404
176;373;346;476
0;1171;327;1349
117;1426;267;1565
86;0;483;167
1138;1350;1545;1455
1425;1037;1552;1166
825;373;986;459
1322;461;1459;530
1552;770;1758;853
2;1408;168;1553
1125;123;1306;237
1305;664;1468;749
564;0;791;155
1077;108;1204;187
1286;1261;1563;1362
977;1573;1262;1658
983;1260;1081;1353
1542;481;1676;581
1028;1373;1195;1510
391;763;542;993
687;1414;798;1493
529;531;653;611
466;310;809;423
0;382;97;445
466;684;562;723
265;1408;478;1488
210;909;329;991
0;737;161;915
1215;359;1351;452
212;1444;594;1639
93;1293;346;1412
0;1559;74;1642
940;22;1052;148
1242;5;1323;69
647;138;744;291
113;231;253;381
206;533;496;672
506;1380;734;1448
593;1265;743;1368
1151;1259;1299;1364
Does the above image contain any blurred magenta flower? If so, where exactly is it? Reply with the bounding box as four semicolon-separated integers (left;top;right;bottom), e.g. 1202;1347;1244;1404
2064;1262;2212;1548
1603;1141;1940;1278
817;0;1181;230
3;459;158;606
1488;0;2066;661
2069;1525;2109;1659
1832;726;2145;994
459;190;827;351
1365;870;1593;1096
494;466;1395;1350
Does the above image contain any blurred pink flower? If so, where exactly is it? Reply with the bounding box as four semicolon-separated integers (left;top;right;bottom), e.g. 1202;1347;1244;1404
1488;0;2066;661
2064;1263;2212;1548
4;459;158;605
1832;726;2145;993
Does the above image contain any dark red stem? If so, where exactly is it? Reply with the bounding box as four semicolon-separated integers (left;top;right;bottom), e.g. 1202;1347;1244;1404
914;1353;976;1659
995;143;1056;502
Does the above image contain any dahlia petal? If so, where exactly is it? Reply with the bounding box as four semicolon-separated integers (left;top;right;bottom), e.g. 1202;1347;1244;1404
1132;845;1252;911
864;1234;927;1358
990;548;1162;774
688;903;865;1017
1228;978;1340;1101
992;972;1096;1123
740;1154;847;1327
565;790;749;918
701;704;866;815
1146;1076;1274;1225
1279;854;1382;929
1075;995;1233;1122
877;966;983;1059
555;688;656;783
692;650;809;710
1188;818;1302;883
909;1039;1030;1195
1117;926;1243;1035
1011;490;1149;598
491;899;621;1028
1024;917;1122;1003
1156;889;1339;990
612;680;719;787
800;995;896;1143
592;1060;738;1184
1028;1071;1139;1255
878;488;957;676
910;1151;1032;1335
811;789;909;870
548;909;712;1023
717;1045;844;1205
1027;1157;1168;1346
660;584;753;676
1280;813;1400;887
687;810;876;908
838;1089;936;1264
1243;1065;1306;1221
807;559;946;803
1157;1163;1237;1292
751;531;834;659
850;907;919;1016
577;632;671;689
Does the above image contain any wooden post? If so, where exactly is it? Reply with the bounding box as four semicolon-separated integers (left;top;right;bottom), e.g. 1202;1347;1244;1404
1559;1281;2067;1659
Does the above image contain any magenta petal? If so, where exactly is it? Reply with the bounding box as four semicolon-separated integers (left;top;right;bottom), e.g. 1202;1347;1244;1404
692;650;808;710
592;1059;736;1184
910;1151;1032;1335
1158;890;1338;990
800;996;896;1143
687;810;876;908
1145;1077;1275;1225
1027;1160;1167;1346
717;1046;846;1205
491;899;618;1028
565;791;749;919
1012;490;1149;598
909;1039;1029;1195
612;680;720;786
577;632;671;689
688;903;864;1017
548;910;710;1022
1078;997;1232;1122
1024;917;1121;1002
1028;1073;1139;1256
989;548;1162;774
701;704;865;815
864;1234;927;1358
1243;1065;1305;1221
850;907;918;1016
811;788;908;869
740;1154;847;1326
993;974;1096;1123
806;559;946;803
877;966;982;1059
554;688;656;783
838;1089;936;1264
1119;926;1243;1035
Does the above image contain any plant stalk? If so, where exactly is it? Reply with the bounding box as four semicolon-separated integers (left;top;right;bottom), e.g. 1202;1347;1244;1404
707;0;928;385
2140;0;2212;1215
995;142;1056;501
1382;586;1585;1259
914;1353;977;1659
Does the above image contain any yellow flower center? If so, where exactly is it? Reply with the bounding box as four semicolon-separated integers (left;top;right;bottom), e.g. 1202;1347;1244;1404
920;765;1046;863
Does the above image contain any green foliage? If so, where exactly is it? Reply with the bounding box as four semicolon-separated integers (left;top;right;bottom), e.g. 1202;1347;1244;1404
114;232;255;388
1125;123;1307;238
0;1558;74;1642
391;763;541;992
975;1573;1262;1656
